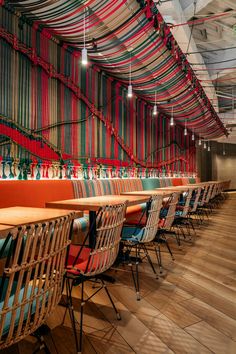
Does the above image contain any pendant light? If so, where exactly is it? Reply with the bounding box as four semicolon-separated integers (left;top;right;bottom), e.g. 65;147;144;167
192;130;195;141
153;91;157;116
170;106;174;126
208;141;211;152
223;143;226;155
127;53;132;98
203;141;207;149
198;138;202;146
184;120;187;135
82;8;88;65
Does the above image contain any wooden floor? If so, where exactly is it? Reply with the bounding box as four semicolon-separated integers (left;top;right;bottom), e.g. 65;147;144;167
2;193;236;354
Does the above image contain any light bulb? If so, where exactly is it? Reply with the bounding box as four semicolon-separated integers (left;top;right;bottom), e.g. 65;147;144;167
208;145;210;152
170;116;174;126
204;141;207;149
198;138;201;146
82;48;88;65
127;84;133;98
192;133;195;141
184;127;187;136
153;104;157;116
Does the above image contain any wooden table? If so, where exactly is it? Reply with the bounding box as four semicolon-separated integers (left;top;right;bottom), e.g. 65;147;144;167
46;195;149;247
0;206;83;227
155;187;189;193
120;190;172;197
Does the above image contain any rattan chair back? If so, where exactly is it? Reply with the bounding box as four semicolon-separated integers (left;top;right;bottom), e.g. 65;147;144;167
83;202;127;277
0;212;75;350
161;192;179;229
139;195;163;243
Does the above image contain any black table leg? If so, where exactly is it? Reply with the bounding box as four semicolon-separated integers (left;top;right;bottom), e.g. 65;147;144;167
89;210;97;248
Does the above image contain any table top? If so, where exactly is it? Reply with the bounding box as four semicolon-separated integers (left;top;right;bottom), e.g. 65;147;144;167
0;206;82;226
121;190;172;197
154;187;186;192
46;194;150;212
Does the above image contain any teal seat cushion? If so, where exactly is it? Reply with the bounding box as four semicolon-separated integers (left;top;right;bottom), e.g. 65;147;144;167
121;226;144;243
0;277;45;336
0;237;12;259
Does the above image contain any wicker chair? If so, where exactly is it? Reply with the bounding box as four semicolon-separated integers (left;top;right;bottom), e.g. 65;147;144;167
120;195;163;300
155;192;179;273
0;212;76;351
172;188;195;239
64;202;127;354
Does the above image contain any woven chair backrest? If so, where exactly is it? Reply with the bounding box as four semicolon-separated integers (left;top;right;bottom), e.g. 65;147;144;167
139;195;163;243
162;192;179;229
190;187;202;212
205;184;213;203
0;212;76;350
199;184;209;206
84;202;127;276
180;189;193;217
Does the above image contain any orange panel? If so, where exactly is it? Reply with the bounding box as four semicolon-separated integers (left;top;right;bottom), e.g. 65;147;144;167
0;180;74;208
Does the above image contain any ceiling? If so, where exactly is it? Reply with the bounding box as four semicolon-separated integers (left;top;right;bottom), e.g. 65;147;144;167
156;0;236;143
3;0;229;140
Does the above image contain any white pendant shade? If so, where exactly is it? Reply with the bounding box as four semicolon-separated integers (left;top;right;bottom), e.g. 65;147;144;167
184;127;187;136
127;84;133;98
198;138;201;146
153;104;157;116
82;47;88;65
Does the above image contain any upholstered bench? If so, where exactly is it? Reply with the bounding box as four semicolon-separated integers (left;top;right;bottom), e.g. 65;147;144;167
0;177;198;243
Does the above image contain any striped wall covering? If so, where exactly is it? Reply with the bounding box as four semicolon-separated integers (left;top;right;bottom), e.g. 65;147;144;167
0;5;197;178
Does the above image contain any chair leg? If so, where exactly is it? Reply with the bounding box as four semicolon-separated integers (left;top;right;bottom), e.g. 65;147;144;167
100;278;121;320
32;330;51;354
165;238;175;261
154;243;163;274
142;244;158;279
66;277;81;354
129;245;141;300
188;218;196;237
79;281;85;354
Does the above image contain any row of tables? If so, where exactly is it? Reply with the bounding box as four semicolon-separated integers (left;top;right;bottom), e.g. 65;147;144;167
0;181;216;243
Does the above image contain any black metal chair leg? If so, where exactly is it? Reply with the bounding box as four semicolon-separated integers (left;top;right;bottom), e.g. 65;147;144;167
79;281;85;354
135;246;140;300
66;278;81;354
142;244;158;278
101;279;121;320
165;239;175;261
154;243;163;274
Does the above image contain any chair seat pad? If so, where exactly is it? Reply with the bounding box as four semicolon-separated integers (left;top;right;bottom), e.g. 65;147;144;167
67;245;104;276
121;226;144;243
0;278;42;336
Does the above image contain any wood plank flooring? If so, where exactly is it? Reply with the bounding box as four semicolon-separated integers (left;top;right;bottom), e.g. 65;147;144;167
2;193;236;354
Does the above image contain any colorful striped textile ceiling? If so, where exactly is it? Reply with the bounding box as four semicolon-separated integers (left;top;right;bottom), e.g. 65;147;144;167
4;0;227;139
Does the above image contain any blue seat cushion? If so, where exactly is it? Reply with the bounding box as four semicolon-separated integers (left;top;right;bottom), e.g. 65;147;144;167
0;277;44;336
160;209;168;218
121;226;144;243
0;237;12;259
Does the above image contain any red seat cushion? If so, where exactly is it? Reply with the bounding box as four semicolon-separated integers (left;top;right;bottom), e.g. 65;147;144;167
66;245;107;275
67;245;92;275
